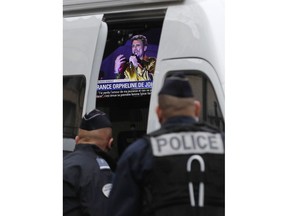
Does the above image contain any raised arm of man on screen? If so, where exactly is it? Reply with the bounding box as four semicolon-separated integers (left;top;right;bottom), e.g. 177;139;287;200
114;34;156;81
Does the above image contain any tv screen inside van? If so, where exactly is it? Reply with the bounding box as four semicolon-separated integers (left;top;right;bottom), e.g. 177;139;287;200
96;29;161;98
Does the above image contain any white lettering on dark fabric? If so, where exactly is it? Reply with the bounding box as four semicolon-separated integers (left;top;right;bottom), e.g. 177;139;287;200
151;132;224;156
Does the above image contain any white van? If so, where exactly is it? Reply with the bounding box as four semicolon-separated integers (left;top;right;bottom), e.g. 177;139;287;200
63;0;225;159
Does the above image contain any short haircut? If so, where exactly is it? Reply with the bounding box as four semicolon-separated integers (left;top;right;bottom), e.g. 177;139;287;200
158;95;195;118
131;35;148;46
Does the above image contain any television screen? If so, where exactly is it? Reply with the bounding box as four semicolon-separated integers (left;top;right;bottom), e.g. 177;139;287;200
96;27;161;98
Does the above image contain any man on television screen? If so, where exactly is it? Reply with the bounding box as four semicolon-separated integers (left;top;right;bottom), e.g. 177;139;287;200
114;35;156;81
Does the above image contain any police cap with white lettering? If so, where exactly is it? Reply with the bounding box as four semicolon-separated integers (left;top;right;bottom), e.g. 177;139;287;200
158;74;194;98
80;109;112;131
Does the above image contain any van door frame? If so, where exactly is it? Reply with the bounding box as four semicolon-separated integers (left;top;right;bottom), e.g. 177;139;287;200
147;58;225;133
63;15;107;152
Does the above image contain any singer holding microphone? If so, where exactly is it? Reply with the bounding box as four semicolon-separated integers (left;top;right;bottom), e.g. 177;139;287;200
114;35;156;81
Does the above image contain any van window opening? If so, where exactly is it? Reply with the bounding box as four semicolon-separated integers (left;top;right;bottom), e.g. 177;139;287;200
63;75;86;156
96;12;165;160
63;75;86;139
166;71;225;132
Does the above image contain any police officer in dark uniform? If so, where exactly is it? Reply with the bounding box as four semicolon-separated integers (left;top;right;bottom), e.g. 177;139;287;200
106;74;225;216
63;109;116;216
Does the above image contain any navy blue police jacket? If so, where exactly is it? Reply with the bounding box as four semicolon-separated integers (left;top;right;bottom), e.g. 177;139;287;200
63;144;114;216
107;116;225;216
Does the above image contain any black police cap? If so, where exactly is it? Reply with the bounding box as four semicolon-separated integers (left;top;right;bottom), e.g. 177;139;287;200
80;109;112;131
158;74;194;98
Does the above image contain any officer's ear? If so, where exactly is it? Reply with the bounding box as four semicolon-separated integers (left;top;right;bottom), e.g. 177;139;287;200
75;135;80;144
194;100;201;119
156;106;164;124
144;45;147;52
108;137;114;151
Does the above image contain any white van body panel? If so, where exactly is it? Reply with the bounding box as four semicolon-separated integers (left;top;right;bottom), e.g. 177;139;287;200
63;0;183;16
156;0;224;88
63;15;107;113
148;58;224;133
64;0;183;13
63;15;103;77
147;0;224;132
63;15;107;151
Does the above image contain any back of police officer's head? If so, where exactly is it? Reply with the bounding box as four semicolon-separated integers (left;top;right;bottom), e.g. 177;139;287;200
157;74;200;123
76;109;113;151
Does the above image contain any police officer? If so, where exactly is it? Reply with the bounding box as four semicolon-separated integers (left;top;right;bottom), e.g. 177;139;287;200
106;74;225;216
63;109;116;216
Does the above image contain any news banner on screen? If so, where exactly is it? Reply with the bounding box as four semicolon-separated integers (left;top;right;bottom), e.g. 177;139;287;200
97;79;153;98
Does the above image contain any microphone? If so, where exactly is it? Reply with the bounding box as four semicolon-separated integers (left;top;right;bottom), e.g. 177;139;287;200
129;54;136;69
129;54;141;69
